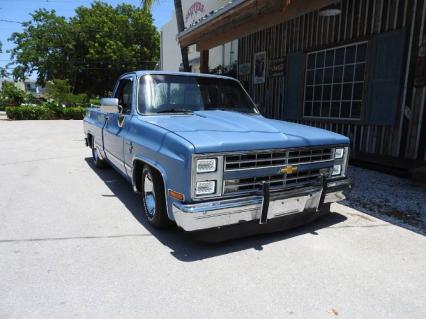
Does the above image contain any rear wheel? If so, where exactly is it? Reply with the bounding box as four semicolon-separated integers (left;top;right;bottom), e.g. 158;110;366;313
91;137;107;168
141;166;171;228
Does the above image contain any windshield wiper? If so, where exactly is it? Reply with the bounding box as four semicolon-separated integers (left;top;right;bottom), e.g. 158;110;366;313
157;108;194;114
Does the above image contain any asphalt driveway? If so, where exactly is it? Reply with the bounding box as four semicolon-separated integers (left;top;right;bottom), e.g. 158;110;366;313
0;120;425;318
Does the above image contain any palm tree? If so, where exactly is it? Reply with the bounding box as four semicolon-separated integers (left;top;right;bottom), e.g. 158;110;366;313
141;0;190;71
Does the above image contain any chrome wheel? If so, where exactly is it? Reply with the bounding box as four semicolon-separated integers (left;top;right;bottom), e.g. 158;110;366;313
141;166;170;228
92;144;99;162
144;171;156;217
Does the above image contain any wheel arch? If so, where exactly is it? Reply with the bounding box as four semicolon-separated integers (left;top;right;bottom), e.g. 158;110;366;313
132;157;168;194
132;157;174;221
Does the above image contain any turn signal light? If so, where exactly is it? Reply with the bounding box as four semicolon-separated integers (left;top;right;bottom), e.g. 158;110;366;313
168;189;185;201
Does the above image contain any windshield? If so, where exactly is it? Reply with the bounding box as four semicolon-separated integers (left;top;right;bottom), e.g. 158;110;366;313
138;74;258;114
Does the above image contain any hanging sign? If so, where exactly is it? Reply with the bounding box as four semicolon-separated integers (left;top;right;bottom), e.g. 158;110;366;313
269;57;286;77
185;2;206;23
253;51;266;84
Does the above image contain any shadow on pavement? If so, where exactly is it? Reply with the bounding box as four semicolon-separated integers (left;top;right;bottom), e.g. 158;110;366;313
85;158;347;262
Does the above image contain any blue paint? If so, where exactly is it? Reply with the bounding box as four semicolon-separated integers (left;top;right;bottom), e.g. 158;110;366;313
144;110;348;153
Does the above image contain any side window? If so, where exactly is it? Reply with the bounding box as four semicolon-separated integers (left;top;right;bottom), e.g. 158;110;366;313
114;78;133;114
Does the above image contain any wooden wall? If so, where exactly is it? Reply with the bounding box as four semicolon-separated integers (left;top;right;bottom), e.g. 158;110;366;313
238;0;426;162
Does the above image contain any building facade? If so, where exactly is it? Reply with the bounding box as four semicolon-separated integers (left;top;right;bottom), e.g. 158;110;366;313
0;79;45;97
160;0;238;73
178;0;426;166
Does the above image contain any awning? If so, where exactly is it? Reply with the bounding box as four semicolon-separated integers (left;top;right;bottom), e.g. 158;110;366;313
178;0;337;51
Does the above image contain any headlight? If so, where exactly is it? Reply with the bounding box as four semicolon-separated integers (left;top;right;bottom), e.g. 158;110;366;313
332;164;342;176
330;146;349;178
192;155;223;199
196;158;217;173
335;148;344;159
196;181;216;195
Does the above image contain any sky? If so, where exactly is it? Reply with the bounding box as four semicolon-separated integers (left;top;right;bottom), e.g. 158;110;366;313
0;0;174;78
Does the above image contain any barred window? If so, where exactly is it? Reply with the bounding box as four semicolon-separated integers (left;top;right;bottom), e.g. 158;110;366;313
303;42;368;120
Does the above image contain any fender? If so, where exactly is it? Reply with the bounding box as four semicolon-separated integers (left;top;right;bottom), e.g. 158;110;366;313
131;155;176;221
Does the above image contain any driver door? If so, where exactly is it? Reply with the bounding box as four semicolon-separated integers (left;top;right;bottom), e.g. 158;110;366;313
103;76;134;174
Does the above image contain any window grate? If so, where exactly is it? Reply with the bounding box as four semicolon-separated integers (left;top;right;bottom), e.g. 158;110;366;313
303;41;368;120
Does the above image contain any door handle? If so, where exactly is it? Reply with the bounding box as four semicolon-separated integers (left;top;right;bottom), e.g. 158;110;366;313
118;115;125;128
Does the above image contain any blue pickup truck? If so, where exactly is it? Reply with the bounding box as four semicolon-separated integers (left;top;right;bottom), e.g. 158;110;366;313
84;71;351;237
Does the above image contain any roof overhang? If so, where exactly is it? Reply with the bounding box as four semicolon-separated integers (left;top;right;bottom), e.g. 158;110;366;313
178;0;338;51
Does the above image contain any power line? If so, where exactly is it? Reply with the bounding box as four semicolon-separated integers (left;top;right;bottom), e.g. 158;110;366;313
0;19;22;24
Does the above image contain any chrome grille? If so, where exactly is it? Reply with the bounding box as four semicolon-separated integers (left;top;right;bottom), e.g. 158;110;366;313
224;169;323;194
224;148;333;171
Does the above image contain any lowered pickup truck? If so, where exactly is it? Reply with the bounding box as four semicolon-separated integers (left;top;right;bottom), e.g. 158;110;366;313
84;71;351;237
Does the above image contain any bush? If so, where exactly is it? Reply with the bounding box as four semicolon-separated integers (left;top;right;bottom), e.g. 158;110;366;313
5;105;86;120
62;107;86;120
5;105;54;120
43;101;63;118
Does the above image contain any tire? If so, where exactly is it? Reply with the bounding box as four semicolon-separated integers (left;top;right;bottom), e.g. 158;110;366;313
141;166;171;228
91;137;107;168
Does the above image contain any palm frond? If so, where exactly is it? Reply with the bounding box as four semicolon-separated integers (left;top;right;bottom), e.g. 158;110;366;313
140;0;156;13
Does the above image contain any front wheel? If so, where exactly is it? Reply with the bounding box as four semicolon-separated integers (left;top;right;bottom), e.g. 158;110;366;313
141;166;171;228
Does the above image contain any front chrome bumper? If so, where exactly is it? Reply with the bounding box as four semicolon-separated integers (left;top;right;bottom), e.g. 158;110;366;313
173;178;351;231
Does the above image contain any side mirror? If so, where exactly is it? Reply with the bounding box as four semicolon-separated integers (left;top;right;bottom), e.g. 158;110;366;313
100;98;119;113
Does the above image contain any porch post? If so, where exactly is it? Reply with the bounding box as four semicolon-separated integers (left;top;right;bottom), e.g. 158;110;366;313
200;50;209;73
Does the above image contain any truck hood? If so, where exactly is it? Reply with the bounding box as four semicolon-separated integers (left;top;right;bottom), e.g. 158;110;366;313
143;110;349;153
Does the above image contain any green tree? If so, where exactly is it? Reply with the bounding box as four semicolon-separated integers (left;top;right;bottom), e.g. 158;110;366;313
0;41;7;78
9;2;159;96
9;10;73;85
0;82;27;106
46;79;89;106
141;0;189;71
45;79;72;103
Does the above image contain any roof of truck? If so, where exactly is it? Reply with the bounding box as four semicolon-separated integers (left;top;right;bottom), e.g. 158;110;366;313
121;70;237;81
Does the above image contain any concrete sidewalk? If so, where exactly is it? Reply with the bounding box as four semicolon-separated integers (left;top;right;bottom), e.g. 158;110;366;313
0;120;425;319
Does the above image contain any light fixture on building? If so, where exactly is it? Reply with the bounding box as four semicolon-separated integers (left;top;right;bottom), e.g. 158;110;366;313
318;3;341;17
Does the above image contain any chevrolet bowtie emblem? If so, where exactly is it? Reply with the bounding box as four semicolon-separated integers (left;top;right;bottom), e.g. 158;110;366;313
280;165;298;174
